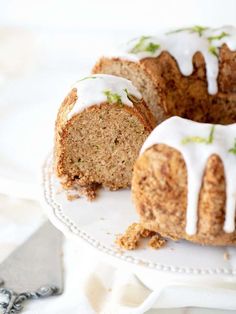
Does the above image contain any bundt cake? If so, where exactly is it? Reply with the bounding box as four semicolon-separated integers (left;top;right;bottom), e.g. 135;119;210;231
93;26;236;125
54;25;236;247
132;116;236;245
54;74;155;199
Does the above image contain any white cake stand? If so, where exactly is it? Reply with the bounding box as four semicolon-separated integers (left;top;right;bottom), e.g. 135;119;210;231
41;154;236;312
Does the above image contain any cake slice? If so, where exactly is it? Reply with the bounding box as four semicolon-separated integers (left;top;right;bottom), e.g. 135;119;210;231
93;57;168;125
54;74;155;199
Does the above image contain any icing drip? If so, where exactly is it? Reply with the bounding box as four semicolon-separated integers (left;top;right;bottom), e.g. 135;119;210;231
140;116;236;235
110;26;236;95
68;74;142;119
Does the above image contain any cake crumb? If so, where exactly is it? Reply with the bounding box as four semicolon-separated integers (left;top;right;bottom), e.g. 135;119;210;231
224;252;230;261
67;193;80;201
148;234;167;249
65;183;98;201
140;228;156;238
116;223;167;250
116;223;142;250
77;184;98;200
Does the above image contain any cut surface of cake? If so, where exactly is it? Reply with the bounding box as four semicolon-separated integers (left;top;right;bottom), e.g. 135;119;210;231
54;74;155;199
93;26;236;125
132;116;236;245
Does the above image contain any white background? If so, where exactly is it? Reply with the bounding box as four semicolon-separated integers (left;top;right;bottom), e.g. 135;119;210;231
0;0;235;195
1;0;236;31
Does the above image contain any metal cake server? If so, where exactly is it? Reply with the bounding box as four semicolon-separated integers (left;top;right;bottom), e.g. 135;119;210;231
0;221;63;313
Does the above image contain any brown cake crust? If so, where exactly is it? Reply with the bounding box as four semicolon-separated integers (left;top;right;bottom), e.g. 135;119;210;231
93;44;236;125
132;144;236;245
54;88;154;198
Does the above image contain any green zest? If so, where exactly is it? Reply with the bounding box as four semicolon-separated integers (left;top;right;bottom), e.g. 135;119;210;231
167;25;208;37
130;36;160;54
181;125;215;145
130;36;150;53
103;90;122;104
78;76;98;82
207;31;229;42
209;46;219;57
190;25;209;36
207;32;229;56
229;139;236;155
144;42;160;53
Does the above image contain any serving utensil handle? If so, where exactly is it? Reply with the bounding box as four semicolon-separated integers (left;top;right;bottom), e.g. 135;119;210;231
0;285;58;313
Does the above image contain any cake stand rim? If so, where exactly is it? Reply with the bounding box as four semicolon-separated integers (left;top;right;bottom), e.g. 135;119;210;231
41;153;236;279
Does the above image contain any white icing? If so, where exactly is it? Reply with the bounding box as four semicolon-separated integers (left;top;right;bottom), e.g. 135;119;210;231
140;116;236;235
109;26;236;95
68;74;142;119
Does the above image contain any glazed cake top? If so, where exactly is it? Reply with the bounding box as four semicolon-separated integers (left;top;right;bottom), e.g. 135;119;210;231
108;25;236;95
68;74;142;119
141;116;236;236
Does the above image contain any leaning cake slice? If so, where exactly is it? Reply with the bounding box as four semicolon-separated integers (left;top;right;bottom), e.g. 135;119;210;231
54;74;155;199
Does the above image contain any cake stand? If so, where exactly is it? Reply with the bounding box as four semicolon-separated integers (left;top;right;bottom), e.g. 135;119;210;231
41;154;236;312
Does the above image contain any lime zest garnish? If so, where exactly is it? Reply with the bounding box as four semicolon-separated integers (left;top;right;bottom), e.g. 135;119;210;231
103;90;122;104
208;46;219;57
130;36;160;54
145;42;160;53
207;31;229;42
228;138;236;155
130;36;150;53
78;76;98;82
181;125;215;145
167;25;208;37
